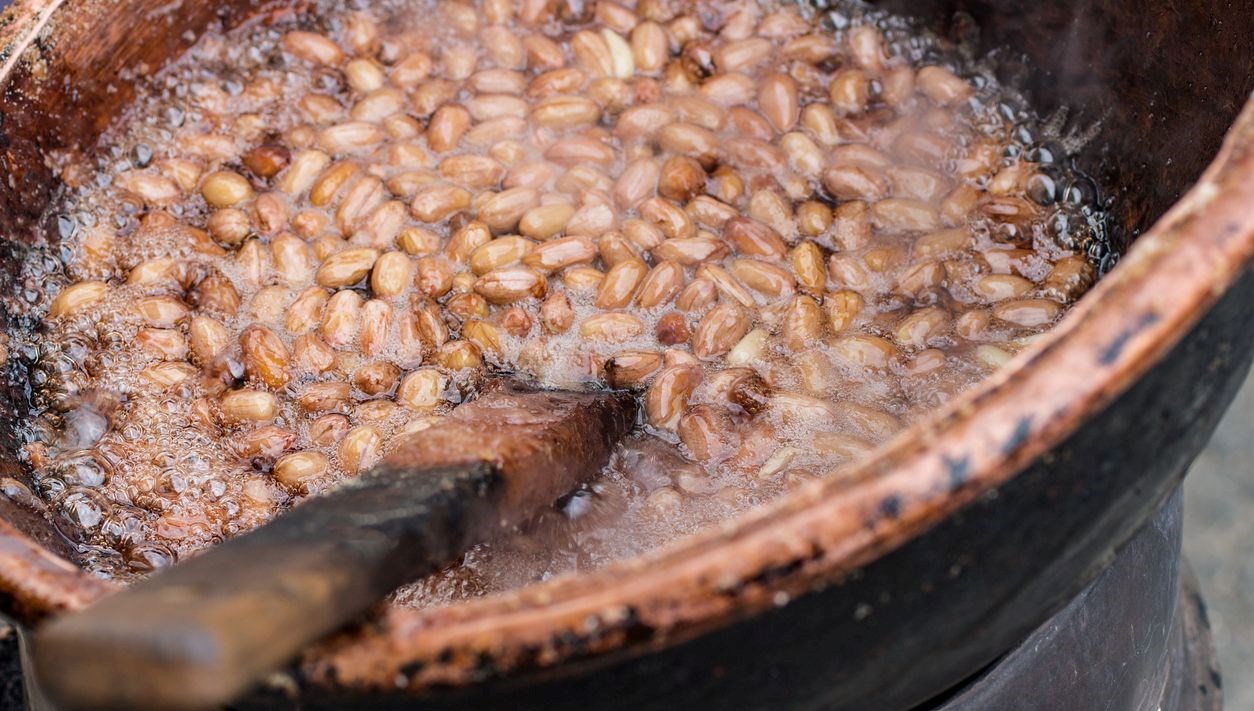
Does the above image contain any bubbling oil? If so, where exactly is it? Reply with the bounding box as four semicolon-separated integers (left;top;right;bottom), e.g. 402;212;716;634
2;0;1115;603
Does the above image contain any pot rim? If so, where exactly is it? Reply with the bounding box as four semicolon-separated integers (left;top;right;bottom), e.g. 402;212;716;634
1;0;1252;694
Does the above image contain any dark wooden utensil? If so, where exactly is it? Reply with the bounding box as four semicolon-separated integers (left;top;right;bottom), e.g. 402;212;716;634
33;383;638;711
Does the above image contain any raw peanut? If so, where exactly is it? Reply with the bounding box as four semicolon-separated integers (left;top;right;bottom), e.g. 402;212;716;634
474;267;548;303
318;121;386;153
790;242;827;293
657;122;718;160
240;325;290;389
186;316;230;366
544;137;615;166
334;176;387;234
434;340;483;370
531;96;602;127
635;260;684;309
411;183;471;223
50;282;108;318
571;30;614;77
870;199;941;234
523;236;598;272
269;233;311;284
283;31;344;66
339;426;382;474
207;209;251;246
678;404;737;462
725;217;786;258
135;328;188;361
414;257;455;297
519;204;576;240
731;258;795;297
782;294;826;350
201;171;253;207
829;69;869;115
132;296;189;328
780;132;826;177
614;158;660;208
398;227;441;256
565;203;616;237
687;196;738;230
353;361;401;395
284;287;329;335
540;291;575;333
658;156;706;201
604;350;662;388
692;303;750;359
917;66;974;105
477;188;541;232
976;274;1034;302
221;389;278;423
445;221;493;264
427;105;471;153
316;248;379;288
653;237;728;265
359;299;393;357
646;311;685;346
235;426;298;461
470;236;535;275
823;165;887;201
795;201;833;237
396;369;447;409
701;72;756;106
321;289;364;347
645;365;701;430
727;328;769;366
309;161;360;206
825;290;864;332
831;335;899;368
595;258;648;309
296;382;351;413
278;149;331;196
412;297;451;348
272;451;330;491
463;319;505;355
117;173;181;204
676;277;718;312
715;37;772;72
693;265;751;311
615;104;675;139
894;308;952;348
371;251;412;298
640;197;695;240
759;73;799;132
127;257;177;286
631;21;668;72
994;299;1062;328
830;202;872;250
292;333;336;374
579;312;644;342
235;238;270;286
308;414;351;447
140;362;198;387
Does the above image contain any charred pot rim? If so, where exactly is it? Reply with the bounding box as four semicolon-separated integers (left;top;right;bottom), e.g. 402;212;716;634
0;0;1251;700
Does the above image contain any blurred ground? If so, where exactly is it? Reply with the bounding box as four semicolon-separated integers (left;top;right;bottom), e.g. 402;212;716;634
1184;370;1254;710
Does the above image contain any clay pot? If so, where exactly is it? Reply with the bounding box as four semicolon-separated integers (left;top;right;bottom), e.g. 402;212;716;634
0;1;1250;708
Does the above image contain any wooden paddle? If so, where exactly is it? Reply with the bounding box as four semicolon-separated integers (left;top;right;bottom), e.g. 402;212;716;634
34;382;638;710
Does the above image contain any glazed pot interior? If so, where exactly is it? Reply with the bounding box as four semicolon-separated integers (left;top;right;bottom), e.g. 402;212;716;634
0;0;1250;613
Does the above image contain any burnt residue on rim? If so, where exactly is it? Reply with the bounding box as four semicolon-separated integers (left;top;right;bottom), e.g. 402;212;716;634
0;1;1251;709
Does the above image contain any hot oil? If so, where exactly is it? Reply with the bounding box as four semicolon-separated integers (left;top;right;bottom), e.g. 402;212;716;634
2;0;1115;602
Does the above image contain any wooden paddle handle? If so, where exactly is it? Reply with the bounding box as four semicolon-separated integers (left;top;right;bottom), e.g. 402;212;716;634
34;460;502;711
